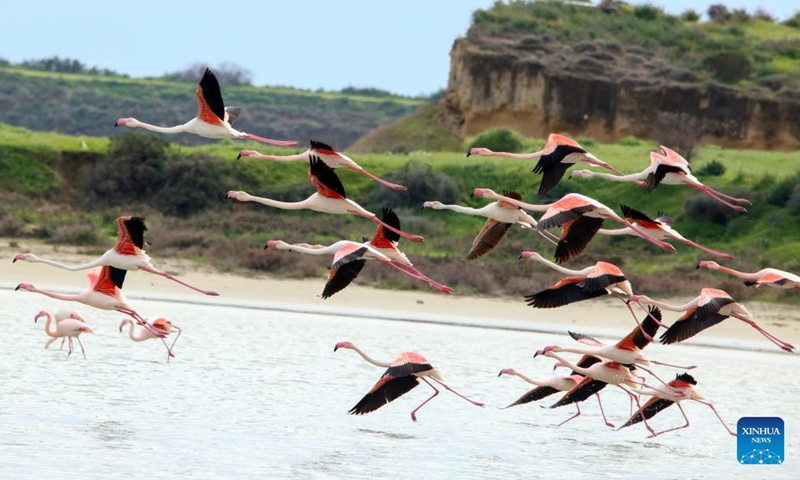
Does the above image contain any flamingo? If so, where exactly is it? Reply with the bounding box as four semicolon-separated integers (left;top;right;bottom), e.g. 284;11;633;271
596;205;734;259
16;266;171;351
519;251;666;339
34;310;94;359
225;156;424;243
119;318;182;362
41;308;87;350
238;140;406;191
569;146;751;212
13;216;219;296
619;373;736;437
265;211;452;294
471;188;676;261
466;133;625;196
115;68;297;147
633;288;795;352
421;190;558;260
334;341;484;422
697;261;800;289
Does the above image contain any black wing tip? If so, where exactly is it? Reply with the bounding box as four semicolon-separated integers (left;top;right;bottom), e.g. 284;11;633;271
310;140;335;151
675;372;697;385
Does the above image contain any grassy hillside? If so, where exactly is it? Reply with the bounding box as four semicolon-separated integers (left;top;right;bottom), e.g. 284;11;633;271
2;123;800;303
0;66;422;149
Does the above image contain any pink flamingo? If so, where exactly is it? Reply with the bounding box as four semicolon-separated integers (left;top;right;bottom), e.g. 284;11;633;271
569;146;750;212
633;288;795;352
421;190;558;260
619;373;736;437
34;310;94;359
597;205;734;259
119;318;182;362
226;156;424;243
334;341;484;422
472;188;676;260
697;261;800;289
115;68;297;147
467;133;625;196
14;216;218;296
239;140;406;191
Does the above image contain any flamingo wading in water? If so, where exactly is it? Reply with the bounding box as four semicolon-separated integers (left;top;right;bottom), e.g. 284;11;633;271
225;156;424;243
13;216;219;296
569;146;751;212
697;261;800;289
239;140;406;191
334;341;484;422
119;318;182;362
115;68;297;147
34;310;94;359
467;133;625;196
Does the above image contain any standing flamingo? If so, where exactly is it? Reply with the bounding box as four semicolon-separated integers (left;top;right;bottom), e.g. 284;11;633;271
569;146;750;212
115;68;297;146
596;205;734;259
239;140;406;191
632;288;795;352
421;190;558;260
334;341;484;422
225;156;424;243
34;310;94;359
619;373;736;437
471;188;676;260
467;133;625;196
13;216;218;296
697;261;800;289
119;318;182;362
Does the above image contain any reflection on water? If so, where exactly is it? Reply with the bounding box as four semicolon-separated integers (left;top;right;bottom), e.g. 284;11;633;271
0;290;797;479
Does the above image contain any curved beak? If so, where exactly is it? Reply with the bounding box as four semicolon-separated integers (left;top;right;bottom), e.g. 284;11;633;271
333;345;339;352
465;150;472;158
236;153;242;160
114;121;119;127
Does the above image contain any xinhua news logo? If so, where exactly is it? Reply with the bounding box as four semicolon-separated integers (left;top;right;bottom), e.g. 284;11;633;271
738;417;784;465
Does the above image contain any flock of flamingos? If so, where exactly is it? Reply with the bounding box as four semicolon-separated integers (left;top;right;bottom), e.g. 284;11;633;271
11;68;798;436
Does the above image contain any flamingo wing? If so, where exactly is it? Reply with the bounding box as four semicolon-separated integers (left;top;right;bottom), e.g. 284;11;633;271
524;277;608;308
619;396;675;428
533;145;585;196
549;377;607;408
617;306;661;350
309;155;347;199
505;386;561;408
322;259;366;299
574;354;603;373
224;105;242;125
568;331;605;347
468;219;512;260
578;263;627;292
537;203;596;231
644;164;685;190
655;211;675;227
92;265;127;296
745;272;789;287
497;190;523;210
619;205;661;230
331;244;369;269
384;361;434;378
310;139;338;155
371;208;401;246
659;308;728;345
695;293;736;323
348;375;420;415
196;68;226;125
554;216;604;264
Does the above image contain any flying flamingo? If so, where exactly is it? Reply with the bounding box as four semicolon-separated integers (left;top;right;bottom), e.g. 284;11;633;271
471;189;676;260
632;288;795;352
697;261;800;289
619;373;736;437
225;156;424;243
519;251;666;339
34;310;94;359
238;140;406;191
334;341;484;422
115;68;297;147
13;216;219;296
466;133;625;196
569;146;751;212
596;205;734;259
119;318;182;362
421;190;558;260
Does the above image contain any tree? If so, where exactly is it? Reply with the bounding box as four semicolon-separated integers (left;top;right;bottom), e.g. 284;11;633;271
707;4;732;22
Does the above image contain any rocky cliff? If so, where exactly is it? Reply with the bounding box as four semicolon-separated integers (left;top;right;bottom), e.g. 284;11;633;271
438;34;800;150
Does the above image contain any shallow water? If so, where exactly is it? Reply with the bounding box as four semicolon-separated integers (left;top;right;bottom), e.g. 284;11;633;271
0;289;796;479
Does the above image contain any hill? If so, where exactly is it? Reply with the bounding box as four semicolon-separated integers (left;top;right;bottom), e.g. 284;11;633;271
0;66;422;150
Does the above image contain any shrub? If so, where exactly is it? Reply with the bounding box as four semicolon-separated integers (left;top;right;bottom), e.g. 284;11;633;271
707;4;731;22
684;196;734;225
731;9;751;22
766;175;797;207
468;127;524;153
156;152;237;217
369;160;459;209
754;8;774;22
702;51;752;83
696;160;726;177
618;136;641;146
633;4;662;21
785;12;800;29
681;9;700;22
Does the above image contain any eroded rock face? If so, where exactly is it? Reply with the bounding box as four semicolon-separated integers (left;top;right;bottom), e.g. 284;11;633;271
437;35;800;150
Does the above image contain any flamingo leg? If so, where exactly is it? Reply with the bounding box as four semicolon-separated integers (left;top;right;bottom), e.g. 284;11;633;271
695;182;751;205
730;313;795;352
615;218;676;252
349;166;407;191
59;338;66;350
520;223;559;246
390;262;452;294
595;393;615;428
611;292;659;342
679;239;734;260
648;402;691;438
412;378;440;422
619;385;655;435
67;337;74;357
76;337;87;360
139;266;219;296
428;377;485;408
686;183;747;212
695;399;737;436
635;364;685;394
243;133;298;147
167;328;182;360
557;403;582;427
648;359;697;370
356;212;425;243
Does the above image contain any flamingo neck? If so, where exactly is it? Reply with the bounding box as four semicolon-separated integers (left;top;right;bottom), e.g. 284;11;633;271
530;256;586;276
285;243;341;256
130;120;190;134
348;345;391;368
493;194;550;212
40;312;58;338
714;265;759;280
30;286;80;303
245;195;309;210
544;352;584;376
25;255;106;271
639;296;697;312
124;320;149;341
509;371;545;386
584;171;648;182
255;152;309;162
490;150;544;160
597;227;635;236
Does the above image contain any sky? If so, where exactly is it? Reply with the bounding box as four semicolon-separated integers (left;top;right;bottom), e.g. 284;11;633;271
2;1;796;97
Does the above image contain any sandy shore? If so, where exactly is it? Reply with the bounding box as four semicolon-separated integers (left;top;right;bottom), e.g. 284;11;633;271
2;238;799;347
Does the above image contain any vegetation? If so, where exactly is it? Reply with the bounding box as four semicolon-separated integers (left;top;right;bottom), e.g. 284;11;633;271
466;127;524;153
348;104;463;153
3;123;800;302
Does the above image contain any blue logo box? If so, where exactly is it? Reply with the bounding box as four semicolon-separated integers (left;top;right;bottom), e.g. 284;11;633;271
738;417;784;465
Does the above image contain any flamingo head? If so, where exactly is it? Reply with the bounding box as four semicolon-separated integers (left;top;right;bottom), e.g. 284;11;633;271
264;240;282;249
12;253;32;263
421;201;442;210
583;154;623;175
237;150;259;160
568;169;593;180
518;251;541;260
696;260;720;270
15;283;34;292
114;118;137;128
34;310;49;323
497;368;518;377
118;319;132;332
533;345;557;358
334;341;354;352
224;190;248;201
471;188;499;199
466;147;493;158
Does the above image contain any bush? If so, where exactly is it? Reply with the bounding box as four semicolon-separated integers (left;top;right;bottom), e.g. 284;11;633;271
633;4;662;21
681;9;700;22
754;8;774;22
785;12;800;29
156;152;237;217
684;196;734;225
618;136;641;146
696;160;726;177
702;51;752;83
369;160;459;209
708;4;731;22
766;175;798;207
468;127;524;153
